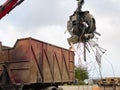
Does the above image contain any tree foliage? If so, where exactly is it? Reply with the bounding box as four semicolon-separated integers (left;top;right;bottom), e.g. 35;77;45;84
75;66;89;85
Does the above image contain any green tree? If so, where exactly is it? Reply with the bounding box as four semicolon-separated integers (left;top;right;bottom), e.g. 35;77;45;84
75;66;89;85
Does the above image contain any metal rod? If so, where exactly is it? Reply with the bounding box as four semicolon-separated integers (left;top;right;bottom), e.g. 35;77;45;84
83;41;86;62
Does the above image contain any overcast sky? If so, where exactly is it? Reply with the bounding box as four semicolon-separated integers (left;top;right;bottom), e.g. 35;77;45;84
0;0;120;78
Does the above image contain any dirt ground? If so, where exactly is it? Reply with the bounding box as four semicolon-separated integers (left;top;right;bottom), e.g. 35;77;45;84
60;85;120;90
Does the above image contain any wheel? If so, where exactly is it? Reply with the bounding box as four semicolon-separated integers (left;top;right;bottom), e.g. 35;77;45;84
57;87;63;90
23;88;35;90
44;86;57;90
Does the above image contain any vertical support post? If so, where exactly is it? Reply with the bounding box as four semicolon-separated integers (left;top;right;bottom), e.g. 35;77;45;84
0;42;2;50
83;41;86;62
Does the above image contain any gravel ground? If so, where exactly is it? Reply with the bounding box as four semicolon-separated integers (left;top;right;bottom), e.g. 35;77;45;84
60;85;120;90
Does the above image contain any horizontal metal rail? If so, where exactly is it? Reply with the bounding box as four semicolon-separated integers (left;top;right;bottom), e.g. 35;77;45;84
0;60;30;64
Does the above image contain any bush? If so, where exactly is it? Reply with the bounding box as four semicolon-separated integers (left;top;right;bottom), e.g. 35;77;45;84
75;66;89;85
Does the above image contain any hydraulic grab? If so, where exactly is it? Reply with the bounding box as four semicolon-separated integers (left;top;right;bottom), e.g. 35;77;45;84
67;0;97;45
0;0;25;19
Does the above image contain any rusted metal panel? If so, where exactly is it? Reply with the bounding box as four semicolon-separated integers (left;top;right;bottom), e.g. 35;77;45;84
0;42;2;50
0;37;75;85
0;42;10;64
69;52;74;82
0;51;8;63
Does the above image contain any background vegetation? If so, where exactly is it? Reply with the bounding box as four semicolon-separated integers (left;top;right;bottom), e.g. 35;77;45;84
75;66;89;85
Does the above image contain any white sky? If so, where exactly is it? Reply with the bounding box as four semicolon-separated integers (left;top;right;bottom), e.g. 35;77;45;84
0;0;120;78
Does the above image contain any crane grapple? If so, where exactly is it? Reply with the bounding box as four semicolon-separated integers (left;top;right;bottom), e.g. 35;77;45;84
67;0;97;45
